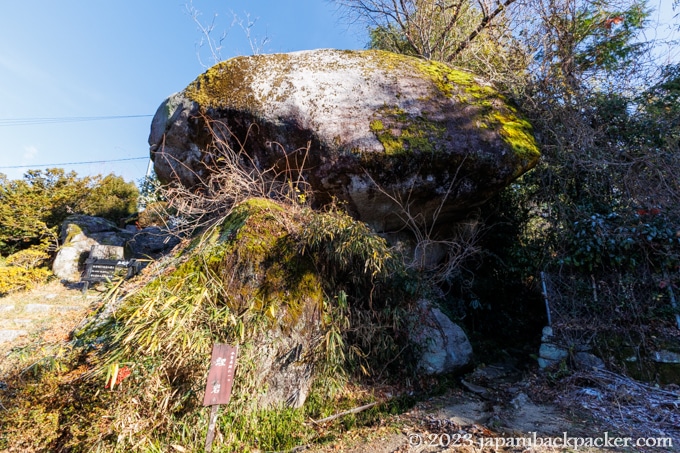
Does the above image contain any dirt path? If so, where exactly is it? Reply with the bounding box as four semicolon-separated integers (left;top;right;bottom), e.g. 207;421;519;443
304;358;679;452
305;364;610;453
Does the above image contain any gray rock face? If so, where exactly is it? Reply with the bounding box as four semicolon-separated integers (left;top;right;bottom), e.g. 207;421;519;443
250;316;319;409
125;227;181;259
412;300;473;374
52;215;133;282
149;49;539;233
574;352;606;370
53;216;180;282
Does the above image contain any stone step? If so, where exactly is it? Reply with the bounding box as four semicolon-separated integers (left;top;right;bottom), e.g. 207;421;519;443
0;319;34;328
23;304;82;313
0;329;28;344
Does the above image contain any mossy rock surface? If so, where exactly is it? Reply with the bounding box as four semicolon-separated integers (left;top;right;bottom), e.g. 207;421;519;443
149;49;540;232
154;198;325;408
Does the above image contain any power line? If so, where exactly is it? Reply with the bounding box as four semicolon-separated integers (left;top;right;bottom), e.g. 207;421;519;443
0;114;153;127
0;157;148;169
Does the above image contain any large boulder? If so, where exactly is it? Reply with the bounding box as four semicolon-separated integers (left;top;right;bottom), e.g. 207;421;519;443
149;49;539;233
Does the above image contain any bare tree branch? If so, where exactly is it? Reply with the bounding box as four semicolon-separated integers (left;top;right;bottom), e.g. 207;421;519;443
447;0;518;61
334;0;519;63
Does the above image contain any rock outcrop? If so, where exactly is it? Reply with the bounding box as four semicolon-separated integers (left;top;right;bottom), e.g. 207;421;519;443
149;49;539;233
53;216;132;281
53;215;180;282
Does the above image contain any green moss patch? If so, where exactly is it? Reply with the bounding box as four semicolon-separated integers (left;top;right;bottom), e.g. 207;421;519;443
412;58;540;162
369;106;446;156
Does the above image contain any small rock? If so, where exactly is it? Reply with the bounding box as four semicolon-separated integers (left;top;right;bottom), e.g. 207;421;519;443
652;350;680;364
541;326;554;342
23;304;54;313
574;352;605;370
90;244;125;260
538;343;568;362
538;342;570;369
0;329;28;343
411;300;473;375
511;392;530;410
0;305;15;312
127;227;181;259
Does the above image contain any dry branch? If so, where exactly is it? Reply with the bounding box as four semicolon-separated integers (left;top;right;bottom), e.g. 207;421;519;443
311;401;380;424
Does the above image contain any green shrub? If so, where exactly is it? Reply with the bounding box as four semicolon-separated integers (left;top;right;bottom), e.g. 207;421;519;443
0;169;138;256
5;247;50;269
0;266;51;295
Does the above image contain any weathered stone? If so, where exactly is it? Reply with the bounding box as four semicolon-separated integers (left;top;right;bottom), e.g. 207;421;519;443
126;227;181;259
652;350;680;364
149;49;539;233
52;215;133;282
412;300;473;374
541;326;554;342
538;343;568;368
89;244;125;260
52;216;181;282
574;352;605;370
0;329;28;344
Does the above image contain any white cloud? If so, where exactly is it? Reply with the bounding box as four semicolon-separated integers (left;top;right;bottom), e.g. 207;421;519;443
23;145;38;161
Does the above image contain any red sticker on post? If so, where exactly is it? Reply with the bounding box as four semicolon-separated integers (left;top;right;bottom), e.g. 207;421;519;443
203;344;238;406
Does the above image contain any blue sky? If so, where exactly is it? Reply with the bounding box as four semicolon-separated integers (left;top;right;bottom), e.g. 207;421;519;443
0;1;677;185
0;1;367;183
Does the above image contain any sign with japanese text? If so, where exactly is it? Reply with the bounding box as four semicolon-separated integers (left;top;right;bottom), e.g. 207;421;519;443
203;343;238;406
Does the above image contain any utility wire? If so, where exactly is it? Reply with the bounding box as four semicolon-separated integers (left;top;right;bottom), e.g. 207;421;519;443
0;157;148;169
0;114;153;127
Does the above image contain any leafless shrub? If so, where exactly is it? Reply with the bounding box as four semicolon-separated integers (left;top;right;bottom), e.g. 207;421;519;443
185;1;270;68
152;117;312;235
363;158;483;285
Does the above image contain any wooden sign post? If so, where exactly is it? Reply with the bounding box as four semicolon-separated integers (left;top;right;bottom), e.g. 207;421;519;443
203;344;238;453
